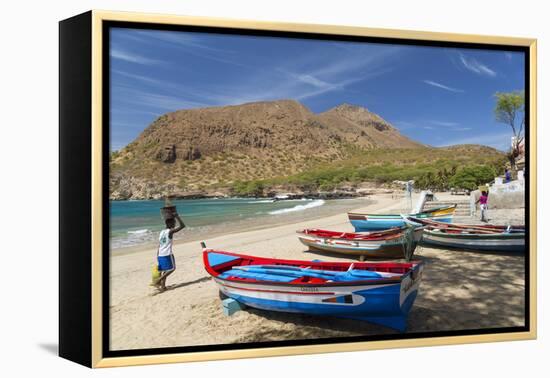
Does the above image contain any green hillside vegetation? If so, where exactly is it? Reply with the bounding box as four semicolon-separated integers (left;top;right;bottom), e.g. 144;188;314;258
109;99;508;200
230;145;506;196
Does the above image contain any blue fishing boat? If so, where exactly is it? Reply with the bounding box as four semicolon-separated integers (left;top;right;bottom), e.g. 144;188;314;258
348;204;456;232
203;247;424;331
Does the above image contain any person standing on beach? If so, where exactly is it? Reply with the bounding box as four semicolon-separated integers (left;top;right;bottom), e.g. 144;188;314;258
154;213;185;292
505;168;512;183
476;191;489;222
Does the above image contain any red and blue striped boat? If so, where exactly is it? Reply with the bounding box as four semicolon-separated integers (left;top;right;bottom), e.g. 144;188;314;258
203;248;424;332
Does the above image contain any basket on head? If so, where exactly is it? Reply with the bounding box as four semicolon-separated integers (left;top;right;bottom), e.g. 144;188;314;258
160;198;177;220
478;185;489;193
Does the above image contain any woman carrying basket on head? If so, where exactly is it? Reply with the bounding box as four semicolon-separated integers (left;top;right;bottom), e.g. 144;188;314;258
475;191;489;222
152;212;185;292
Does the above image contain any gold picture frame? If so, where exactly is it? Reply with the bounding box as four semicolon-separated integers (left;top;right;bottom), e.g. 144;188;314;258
59;10;537;368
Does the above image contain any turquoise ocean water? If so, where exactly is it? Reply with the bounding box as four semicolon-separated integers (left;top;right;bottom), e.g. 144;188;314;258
110;197;370;250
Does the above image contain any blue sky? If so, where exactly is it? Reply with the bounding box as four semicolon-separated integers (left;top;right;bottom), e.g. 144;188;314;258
110;28;525;152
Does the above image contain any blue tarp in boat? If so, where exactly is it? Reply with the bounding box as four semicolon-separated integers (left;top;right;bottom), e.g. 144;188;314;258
219;269;297;282
218;264;383;282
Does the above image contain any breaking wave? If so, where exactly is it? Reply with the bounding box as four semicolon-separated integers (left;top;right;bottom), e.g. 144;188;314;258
127;229;150;234
268;200;325;215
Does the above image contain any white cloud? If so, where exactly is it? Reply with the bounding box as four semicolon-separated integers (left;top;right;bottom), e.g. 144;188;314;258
384;119;474;133
112;33;405;112
110;48;163;65
390;119;473;133
423;80;464;93
253;47;401;103
111;45;393;109
213;52;397;106
110;108;161;117
112;84;208;111
134;30;235;54
122;29;256;70
458;53;497;77
429;120;460;127
312;46;401;78
112;69;241;107
296;74;334;89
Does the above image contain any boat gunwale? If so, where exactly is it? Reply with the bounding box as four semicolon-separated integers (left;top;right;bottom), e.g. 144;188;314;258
203;250;420;288
296;227;406;241
422;228;525;240
347;204;457;219
407;216;525;239
297;242;410;257
297;235;411;248
297;227;424;240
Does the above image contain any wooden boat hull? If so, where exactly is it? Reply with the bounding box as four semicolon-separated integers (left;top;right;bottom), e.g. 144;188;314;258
405;217;525;252
348;205;456;232
297;227;424;260
421;229;525;252
203;250;424;331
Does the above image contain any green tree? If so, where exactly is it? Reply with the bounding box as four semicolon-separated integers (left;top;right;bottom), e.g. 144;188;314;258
494;91;525;167
449;165;496;191
231;180;265;197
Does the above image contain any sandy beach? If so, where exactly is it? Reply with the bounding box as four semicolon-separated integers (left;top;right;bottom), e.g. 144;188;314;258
109;193;525;351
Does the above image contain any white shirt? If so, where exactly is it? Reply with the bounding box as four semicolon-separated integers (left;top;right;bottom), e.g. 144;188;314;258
158;229;173;257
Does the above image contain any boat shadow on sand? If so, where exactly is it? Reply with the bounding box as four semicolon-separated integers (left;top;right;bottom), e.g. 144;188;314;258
418;243;525;257
405;250;525;331
235;248;525;337
240;306;399;339
223;249;406;337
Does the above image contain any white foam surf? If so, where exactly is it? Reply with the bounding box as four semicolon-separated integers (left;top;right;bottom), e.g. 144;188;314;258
127;229;150;234
268;199;325;215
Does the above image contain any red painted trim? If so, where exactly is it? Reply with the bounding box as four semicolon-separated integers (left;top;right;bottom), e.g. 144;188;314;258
221;283;335;296
297;227;403;240
204;250;416;271
202;250;417;288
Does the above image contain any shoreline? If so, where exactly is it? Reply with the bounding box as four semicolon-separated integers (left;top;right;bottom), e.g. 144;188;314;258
110;196;377;256
109;192;525;351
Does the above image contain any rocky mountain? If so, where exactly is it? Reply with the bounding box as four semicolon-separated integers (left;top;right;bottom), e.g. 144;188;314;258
316;104;421;149
109;100;424;200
